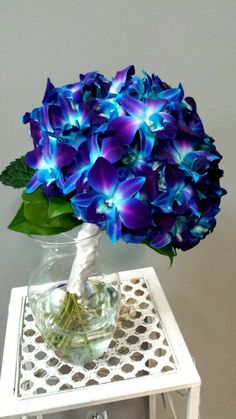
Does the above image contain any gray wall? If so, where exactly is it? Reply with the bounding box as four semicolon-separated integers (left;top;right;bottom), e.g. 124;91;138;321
0;1;235;418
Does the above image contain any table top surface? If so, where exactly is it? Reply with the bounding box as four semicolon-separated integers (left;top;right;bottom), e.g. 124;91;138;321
0;267;200;418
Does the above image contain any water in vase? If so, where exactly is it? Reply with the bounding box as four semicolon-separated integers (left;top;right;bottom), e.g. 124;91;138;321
32;278;120;365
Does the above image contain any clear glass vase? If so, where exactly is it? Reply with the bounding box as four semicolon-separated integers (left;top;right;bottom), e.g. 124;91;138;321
28;226;121;365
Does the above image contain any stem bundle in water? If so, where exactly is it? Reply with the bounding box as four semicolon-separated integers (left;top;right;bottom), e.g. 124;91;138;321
35;278;119;364
46;224;100;359
47;291;93;357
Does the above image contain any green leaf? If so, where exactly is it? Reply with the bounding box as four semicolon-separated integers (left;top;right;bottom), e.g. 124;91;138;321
8;188;82;235
23;189;51;227
48;197;74;219
22;187;45;204
0;156;35;188
143;241;177;268
8;204;68;235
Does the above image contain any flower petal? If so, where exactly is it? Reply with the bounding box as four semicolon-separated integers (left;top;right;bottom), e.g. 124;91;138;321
71;190;100;208
106;209;122;243
42;78;56;104
145;98;167;117
101;138;124;163
30;121;42;145
85;201;107;224
54;143;77;168
151;232;171;248
157;87;183;103
49;105;64;130
63;170;84;194
22;112;31;124
118;95;145;119
109;65;135;95
153;213;176;233
115;177;145;200
108;116;140;144
117;198;151;229
88;157;118;195
140;130;155;158
89;133;101;164
153;190;174;213
25;172;43;193
25;147;43;169
40;105;52;132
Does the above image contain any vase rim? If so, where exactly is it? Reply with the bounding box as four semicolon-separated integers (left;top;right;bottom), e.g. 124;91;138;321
29;225;101;247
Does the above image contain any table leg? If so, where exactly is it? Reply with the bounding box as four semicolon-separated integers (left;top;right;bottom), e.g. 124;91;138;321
149;394;157;419
186;386;200;419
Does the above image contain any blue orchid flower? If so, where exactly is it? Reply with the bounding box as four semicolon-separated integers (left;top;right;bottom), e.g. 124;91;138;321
107;95;172;145
71;157;151;242
153;181;200;217
25;134;76;193
121;131;157;176
62;134;124;194
109;65;135;95
155;135;221;182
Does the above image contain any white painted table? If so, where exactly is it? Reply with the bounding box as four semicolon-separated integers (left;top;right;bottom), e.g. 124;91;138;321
0;267;201;419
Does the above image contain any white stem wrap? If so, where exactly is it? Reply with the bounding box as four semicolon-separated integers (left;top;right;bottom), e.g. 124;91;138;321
67;223;100;295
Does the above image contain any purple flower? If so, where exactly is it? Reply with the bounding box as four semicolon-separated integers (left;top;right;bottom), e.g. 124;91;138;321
63;134;124;194
71;157;151;242
25;134;76;194
108;95;170;145
151;214;176;248
109;65;135;95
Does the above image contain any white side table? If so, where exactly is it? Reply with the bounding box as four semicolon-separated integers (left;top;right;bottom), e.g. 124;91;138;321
0;267;201;419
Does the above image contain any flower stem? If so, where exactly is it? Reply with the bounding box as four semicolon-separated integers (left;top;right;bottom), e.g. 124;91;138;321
46;291;93;359
71;294;93;357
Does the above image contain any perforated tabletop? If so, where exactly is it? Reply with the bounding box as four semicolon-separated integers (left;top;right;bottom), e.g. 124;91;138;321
0;267;200;418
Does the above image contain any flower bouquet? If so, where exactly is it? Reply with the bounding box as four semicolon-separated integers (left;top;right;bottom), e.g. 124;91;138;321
0;65;226;363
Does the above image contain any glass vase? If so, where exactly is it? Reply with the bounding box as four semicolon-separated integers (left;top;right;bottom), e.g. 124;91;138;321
28;226;121;365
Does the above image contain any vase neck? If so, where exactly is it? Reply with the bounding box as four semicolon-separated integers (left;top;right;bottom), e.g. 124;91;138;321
67;223;101;295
